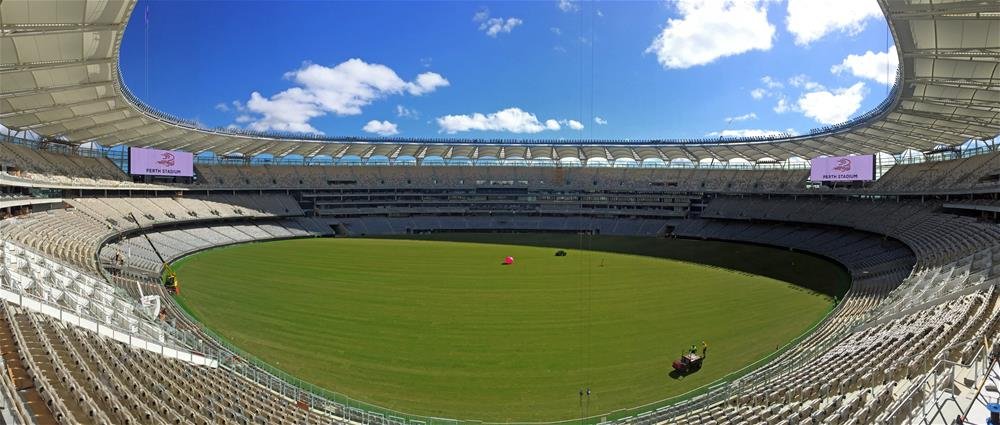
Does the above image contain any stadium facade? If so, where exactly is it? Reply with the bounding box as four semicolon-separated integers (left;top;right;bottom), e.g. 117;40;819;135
0;0;998;424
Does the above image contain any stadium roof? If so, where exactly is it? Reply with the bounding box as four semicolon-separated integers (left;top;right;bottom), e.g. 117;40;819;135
0;0;998;163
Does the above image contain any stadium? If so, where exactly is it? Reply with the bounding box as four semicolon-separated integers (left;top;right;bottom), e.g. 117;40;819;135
0;0;999;424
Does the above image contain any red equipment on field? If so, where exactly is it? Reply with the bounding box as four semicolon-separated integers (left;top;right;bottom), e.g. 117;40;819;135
672;353;704;374
503;256;514;265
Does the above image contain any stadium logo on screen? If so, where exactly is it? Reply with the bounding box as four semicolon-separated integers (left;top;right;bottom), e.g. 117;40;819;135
810;155;874;182
157;152;176;168
130;147;193;177
832;158;851;173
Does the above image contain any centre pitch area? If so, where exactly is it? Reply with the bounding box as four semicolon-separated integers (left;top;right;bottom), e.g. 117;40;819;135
174;234;842;421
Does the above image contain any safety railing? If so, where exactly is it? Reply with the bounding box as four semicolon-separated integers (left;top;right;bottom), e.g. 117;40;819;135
881;336;995;424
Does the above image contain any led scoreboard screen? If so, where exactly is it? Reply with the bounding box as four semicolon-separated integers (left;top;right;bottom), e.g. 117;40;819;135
129;147;194;177
809;155;875;182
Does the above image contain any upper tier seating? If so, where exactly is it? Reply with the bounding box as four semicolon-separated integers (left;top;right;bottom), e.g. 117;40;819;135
0;142;127;182
873;151;1000;193
336;216;669;237
0;142;170;189
1;139;998;196
192;163;810;193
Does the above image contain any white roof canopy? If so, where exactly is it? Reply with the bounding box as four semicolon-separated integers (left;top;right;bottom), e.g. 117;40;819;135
1;0;998;162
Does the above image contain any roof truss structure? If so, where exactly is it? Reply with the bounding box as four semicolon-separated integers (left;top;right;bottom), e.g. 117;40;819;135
0;0;998;163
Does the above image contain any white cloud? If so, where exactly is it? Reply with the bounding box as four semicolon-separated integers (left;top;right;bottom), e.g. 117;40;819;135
239;59;448;133
707;128;797;138
436;107;579;134
725;112;757;123
558;0;579;13
773;96;794;114
563;119;585;130
831;45;898;85
362;120;400;136
788;74;825;91
786;0;883;45
474;9;522;37
797;82;867;125
246;89;325;134
550;27;562;36
483;17;523;37
214;103;230;112
234;114;253;123
751;76;783;100
646;0;776;69
473;8;490;22
407;72;450;95
761;75;783;90
396;105;418;119
594;116;608;125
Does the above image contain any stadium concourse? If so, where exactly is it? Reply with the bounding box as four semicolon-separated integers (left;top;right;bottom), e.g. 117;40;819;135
0;0;999;425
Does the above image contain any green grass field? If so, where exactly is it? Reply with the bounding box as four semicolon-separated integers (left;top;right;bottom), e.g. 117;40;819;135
174;234;844;422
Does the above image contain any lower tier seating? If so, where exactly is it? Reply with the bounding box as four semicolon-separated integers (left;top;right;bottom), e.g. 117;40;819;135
0;194;996;424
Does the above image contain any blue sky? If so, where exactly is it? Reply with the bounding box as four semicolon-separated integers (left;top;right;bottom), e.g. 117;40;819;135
119;0;898;140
